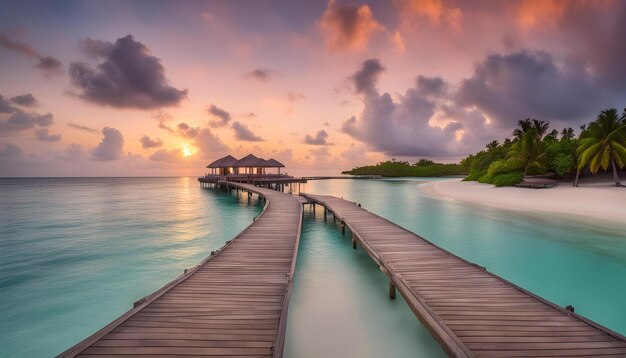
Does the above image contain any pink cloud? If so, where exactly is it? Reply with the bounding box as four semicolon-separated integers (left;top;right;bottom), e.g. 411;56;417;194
396;0;462;30
318;0;383;51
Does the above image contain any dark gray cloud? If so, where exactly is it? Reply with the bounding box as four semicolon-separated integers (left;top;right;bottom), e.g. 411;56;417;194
67;122;99;134
304;130;330;145
555;2;626;91
151;111;175;133
341;59;464;157
207;104;231;127
91;127;124;161
140;135;163;149
340;116;358;136
80;38;114;58
415;75;446;97
247;68;274;81
0;32;62;73
0;109;54;133
0;95;13;113
69;35;187;109
149;148;182;163
194;128;228;159
37;56;62;73
456;50;613;129
0;32;39;57
57;143;85;161
232;121;263;142
345;41;626;158
158;121;174;133
0;142;23;157
309;146;331;161
177;122;200;138
10;93;37;107
351;59;384;94
34;128;61;142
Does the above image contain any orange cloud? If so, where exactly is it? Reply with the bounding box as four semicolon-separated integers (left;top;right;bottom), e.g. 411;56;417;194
516;0;613;29
318;0;383;51
396;0;462;30
391;31;406;53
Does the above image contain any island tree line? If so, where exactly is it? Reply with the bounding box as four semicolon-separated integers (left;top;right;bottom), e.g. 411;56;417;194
343;108;626;187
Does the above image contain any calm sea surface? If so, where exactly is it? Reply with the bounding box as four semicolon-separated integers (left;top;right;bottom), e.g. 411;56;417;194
1;177;625;357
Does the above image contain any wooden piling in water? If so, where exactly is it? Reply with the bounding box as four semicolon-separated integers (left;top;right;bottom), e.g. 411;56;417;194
389;281;396;299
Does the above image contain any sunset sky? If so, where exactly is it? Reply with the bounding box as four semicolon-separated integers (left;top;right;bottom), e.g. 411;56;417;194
1;0;624;176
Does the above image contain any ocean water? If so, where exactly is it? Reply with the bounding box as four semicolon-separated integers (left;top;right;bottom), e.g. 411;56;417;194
1;177;625;357
0;178;263;357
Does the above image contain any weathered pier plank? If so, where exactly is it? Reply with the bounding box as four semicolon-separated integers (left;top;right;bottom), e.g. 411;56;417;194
58;183;302;358
302;193;626;358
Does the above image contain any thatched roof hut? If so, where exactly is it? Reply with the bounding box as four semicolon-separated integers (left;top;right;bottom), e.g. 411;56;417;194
233;154;268;168
266;158;285;168
206;155;238;168
206;154;286;175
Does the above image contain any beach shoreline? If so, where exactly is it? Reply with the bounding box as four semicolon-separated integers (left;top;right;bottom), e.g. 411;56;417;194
420;179;626;225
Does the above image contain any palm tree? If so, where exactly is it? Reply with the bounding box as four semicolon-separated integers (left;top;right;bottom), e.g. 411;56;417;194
574;109;626;187
512;118;533;140
545;129;559;140
509;129;547;176
532;119;550;138
561;127;575;140
485;140;499;151
512;118;552;140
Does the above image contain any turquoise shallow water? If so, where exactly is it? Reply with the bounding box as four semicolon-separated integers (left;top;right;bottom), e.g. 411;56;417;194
293;179;626;335
1;177;625;357
0;178;262;357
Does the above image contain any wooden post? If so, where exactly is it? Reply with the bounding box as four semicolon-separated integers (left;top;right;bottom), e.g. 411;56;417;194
352;233;356;249
341;221;345;235
324;208;327;220
389;281;396;299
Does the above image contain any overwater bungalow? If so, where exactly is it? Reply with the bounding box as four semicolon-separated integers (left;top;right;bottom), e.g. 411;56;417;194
207;154;285;175
203;154;300;187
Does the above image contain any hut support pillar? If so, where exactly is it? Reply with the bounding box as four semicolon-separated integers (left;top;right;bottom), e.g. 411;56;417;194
352;233;357;249
389;281;396;299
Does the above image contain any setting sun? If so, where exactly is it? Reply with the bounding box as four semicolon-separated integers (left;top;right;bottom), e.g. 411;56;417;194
181;145;194;157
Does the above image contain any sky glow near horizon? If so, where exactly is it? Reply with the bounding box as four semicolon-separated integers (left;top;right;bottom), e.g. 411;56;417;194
0;0;624;176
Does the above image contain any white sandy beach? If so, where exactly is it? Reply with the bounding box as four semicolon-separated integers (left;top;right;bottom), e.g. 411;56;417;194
421;179;626;225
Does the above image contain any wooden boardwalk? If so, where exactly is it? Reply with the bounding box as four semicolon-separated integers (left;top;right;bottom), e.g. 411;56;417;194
58;183;302;358
302;193;626;358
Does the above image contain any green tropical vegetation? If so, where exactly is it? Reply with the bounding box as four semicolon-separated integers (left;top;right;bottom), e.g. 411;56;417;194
343;108;626;187
341;159;463;177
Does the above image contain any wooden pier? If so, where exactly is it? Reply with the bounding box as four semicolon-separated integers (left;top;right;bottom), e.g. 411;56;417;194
58;183;302;358
302;193;626;358
58;177;626;358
